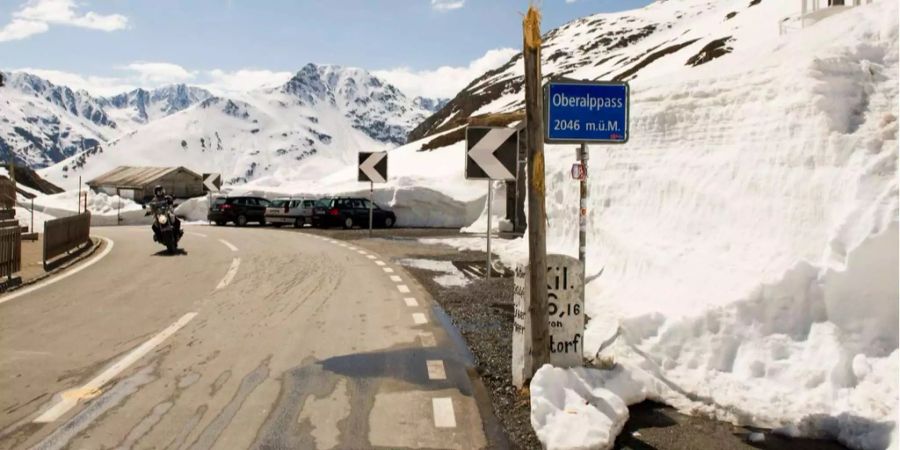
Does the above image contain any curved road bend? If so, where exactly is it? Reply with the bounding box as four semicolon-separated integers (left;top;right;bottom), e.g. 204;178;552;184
0;226;487;449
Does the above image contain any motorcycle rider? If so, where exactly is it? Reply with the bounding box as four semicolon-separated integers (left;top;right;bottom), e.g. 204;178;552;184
147;185;182;241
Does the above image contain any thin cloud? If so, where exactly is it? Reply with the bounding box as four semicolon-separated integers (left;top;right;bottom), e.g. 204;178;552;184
431;0;465;12
0;0;128;43
374;47;517;99
121;62;196;85
6;64;296;97
10;68;136;95
201;69;293;94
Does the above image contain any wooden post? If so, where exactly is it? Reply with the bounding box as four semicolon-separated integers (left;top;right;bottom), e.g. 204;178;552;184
523;5;550;372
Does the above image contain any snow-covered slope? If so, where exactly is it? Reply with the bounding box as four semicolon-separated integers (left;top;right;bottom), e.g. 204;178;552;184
401;1;898;449
411;0;872;141
39;64;438;189
98;84;213;131
0;72;118;168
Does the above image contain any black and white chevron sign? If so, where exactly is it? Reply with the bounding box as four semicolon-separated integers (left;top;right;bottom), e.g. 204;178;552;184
358;151;388;183
465;126;518;180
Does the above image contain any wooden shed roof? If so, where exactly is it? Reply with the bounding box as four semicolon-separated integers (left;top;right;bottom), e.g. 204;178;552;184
86;166;201;188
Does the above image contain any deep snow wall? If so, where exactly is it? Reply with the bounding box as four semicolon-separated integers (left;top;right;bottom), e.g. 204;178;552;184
533;3;898;449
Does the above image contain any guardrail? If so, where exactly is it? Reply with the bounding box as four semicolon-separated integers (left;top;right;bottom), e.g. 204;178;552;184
0;222;21;281
43;212;91;270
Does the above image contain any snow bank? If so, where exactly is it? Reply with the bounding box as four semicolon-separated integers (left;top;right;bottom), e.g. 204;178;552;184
460;180;514;233
30;190;151;226
530;364;630;450
174;196;210;222
530;359;703;450
238;176;485;228
398;258;470;287
14;206;54;233
435;2;899;449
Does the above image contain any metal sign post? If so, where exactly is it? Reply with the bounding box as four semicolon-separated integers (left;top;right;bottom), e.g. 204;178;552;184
577;143;588;270
369;181;374;237
486;180;493;278
116;188;121;224
465;126;519;279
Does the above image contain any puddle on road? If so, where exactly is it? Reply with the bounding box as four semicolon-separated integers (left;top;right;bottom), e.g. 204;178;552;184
187;356;270;450
163;404;207;450
117;401;172;449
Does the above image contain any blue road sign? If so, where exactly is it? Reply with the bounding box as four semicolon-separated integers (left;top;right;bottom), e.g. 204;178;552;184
544;81;629;144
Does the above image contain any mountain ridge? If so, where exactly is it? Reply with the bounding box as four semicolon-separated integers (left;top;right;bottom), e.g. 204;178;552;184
36;63;444;189
1;65;445;174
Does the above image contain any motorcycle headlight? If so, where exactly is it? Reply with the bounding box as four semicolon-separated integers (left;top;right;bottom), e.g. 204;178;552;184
157;214;168;225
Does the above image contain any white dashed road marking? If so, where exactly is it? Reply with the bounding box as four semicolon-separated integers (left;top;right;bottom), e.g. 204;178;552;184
383;268;394;273
404;297;418;307
34;312;197;423
375;261;386;266
216;258;241;290
397;285;411;294
218;239;238;252
432;398;457;428
426;360;447;380
389;275;402;283
412;313;428;325
419;332;437;347
366;255;376;260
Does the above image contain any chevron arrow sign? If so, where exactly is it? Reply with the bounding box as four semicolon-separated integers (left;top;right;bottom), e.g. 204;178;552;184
358;151;388;183
202;173;221;192
465;126;518;180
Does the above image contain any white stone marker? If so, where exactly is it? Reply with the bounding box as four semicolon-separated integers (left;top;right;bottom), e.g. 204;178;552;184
512;254;584;388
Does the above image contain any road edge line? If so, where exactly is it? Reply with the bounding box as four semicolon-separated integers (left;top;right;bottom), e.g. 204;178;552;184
0;237;114;306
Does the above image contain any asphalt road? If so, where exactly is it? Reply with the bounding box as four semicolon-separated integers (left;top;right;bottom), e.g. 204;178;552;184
0;225;487;449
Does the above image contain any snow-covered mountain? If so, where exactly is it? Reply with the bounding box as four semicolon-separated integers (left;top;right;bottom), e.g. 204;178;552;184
99;84;213;130
39;64;440;188
0;72;117;168
412;96;449;114
410;0;833;142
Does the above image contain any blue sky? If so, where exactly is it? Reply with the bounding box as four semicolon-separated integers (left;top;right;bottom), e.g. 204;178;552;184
0;0;653;97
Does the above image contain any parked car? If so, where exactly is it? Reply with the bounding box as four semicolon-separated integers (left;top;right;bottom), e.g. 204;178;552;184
265;198;317;228
312;197;396;229
208;196;271;226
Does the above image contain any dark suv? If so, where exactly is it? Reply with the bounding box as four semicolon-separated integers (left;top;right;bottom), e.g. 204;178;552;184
208;196;271;226
312;197;396;229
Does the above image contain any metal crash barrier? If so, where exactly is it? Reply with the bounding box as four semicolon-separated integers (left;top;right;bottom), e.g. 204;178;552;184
43;212;91;270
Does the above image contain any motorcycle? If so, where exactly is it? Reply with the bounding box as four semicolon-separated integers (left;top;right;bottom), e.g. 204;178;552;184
146;196;182;253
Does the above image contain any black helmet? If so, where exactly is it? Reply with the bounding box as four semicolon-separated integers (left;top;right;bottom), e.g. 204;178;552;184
153;185;165;196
